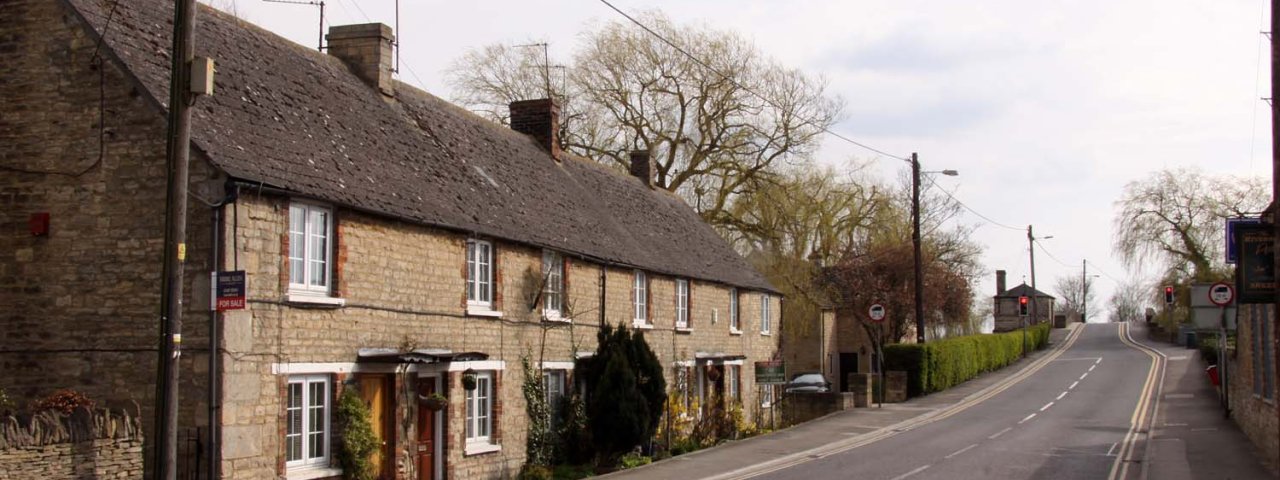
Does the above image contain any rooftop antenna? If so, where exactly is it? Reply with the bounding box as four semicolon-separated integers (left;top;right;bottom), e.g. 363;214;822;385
262;0;325;51
514;42;553;98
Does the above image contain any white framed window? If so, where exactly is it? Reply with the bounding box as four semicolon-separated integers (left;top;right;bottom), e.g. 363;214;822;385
288;203;333;295
542;250;565;320
543;369;567;429
465;371;494;445
729;288;740;333
727;365;740;402
761;384;775;408
633;270;648;327
285;374;330;468
676;279;690;329
467;240;494;309
760;294;772;335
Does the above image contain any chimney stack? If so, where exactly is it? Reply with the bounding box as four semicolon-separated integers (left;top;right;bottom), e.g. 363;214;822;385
996;270;1007;295
630;150;655;188
508;99;561;161
325;23;395;97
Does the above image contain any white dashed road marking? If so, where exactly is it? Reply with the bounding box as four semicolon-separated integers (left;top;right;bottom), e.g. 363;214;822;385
1019;413;1037;424
889;465;931;480
989;427;1012;439
945;444;978;459
1069;381;1079;390
1056;391;1068;401
1040;402;1054;412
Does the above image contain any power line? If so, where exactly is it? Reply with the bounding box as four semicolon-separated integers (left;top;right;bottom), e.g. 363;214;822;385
923;175;1024;231
595;0;911;164
1085;259;1125;284
1033;239;1072;269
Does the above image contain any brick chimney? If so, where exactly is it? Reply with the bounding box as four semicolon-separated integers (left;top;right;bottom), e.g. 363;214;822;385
996;270;1007;295
508;99;561;161
325;23;395;97
629;150;655;188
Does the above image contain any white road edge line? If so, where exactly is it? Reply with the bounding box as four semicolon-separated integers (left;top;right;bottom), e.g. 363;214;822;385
1069;381;1079;390
945;444;978;459
1040;402;1054;412
889;465;931;480
989;427;1012;439
1019;413;1037;424
1056;391;1068;401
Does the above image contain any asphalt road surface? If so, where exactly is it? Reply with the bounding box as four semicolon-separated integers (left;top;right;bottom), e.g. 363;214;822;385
759;323;1160;480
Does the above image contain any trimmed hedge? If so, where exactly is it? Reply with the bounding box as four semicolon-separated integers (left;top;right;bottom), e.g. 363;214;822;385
884;323;1051;398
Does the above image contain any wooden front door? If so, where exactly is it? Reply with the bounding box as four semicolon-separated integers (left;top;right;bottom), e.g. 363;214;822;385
417;378;440;480
358;375;392;480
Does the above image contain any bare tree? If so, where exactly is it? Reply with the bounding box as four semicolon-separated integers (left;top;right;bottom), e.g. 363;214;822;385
1107;280;1149;323
1053;274;1098;320
445;11;844;231
1112;168;1267;282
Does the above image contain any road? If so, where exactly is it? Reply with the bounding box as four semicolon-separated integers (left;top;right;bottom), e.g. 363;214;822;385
757;323;1161;480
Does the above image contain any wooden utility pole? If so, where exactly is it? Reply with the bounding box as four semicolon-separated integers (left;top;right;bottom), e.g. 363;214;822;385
912;153;925;343
1027;225;1039;325
1270;0;1280;442
154;0;197;478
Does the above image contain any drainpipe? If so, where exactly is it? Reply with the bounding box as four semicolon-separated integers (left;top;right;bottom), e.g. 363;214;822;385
599;265;606;327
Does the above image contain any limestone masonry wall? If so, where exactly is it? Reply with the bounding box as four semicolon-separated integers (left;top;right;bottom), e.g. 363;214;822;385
0;408;144;479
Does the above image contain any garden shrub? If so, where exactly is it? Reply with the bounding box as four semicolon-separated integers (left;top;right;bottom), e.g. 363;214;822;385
884;323;1052;397
335;388;379;480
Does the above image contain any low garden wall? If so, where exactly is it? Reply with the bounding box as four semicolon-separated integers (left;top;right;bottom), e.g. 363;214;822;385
0;408;143;479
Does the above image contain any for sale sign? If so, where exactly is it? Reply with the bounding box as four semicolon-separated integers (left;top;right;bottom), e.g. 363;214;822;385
216;270;247;311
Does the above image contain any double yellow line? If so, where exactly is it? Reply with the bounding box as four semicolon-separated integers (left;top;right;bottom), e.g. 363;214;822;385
1109;322;1168;480
710;324;1089;480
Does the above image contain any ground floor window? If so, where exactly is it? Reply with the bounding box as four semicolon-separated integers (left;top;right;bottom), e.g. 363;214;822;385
465;371;495;444
286;374;330;467
543;369;567;429
727;365;741;402
761;384;776;408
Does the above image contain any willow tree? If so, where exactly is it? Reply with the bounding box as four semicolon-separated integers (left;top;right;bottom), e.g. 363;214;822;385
445;11;844;231
1112;168;1267;282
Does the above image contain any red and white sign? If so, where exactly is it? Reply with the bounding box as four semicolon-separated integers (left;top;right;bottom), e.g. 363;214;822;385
1208;282;1234;307
868;303;886;322
215;270;247;311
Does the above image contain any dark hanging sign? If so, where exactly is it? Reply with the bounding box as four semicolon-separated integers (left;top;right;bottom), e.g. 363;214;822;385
1235;223;1275;304
754;361;786;385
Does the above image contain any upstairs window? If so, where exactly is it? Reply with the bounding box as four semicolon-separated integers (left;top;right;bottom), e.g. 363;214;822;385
467;240;494;309
761;294;772;335
729;288;740;332
542;250;565;320
633;271;649;326
675;279;690;329
288;203;332;294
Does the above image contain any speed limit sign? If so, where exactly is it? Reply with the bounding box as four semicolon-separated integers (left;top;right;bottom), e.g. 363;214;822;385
869;303;886;322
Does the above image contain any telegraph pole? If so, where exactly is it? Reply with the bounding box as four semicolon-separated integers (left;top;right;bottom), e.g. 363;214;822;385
1027;225;1039;325
1081;260;1087;323
912;153;926;343
1269;0;1280;435
154;0;197;478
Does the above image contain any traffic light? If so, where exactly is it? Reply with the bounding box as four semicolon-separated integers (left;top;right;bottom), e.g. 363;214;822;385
1018;295;1029;317
1164;286;1174;305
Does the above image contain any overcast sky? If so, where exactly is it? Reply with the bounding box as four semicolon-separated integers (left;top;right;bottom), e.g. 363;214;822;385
207;0;1273;322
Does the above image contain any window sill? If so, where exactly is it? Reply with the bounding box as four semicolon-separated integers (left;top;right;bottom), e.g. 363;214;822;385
632;322;654;330
543;313;571;323
287;293;346;307
761;332;773;337
729;329;743;336
286;466;342;480
675;327;693;334
464;442;501;456
466;306;503;318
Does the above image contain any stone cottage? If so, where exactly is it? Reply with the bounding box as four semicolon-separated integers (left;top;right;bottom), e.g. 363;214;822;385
0;0;783;479
991;270;1054;332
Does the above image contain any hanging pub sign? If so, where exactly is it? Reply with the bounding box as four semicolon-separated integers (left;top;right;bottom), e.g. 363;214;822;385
1226;217;1262;264
1235;223;1275;304
215;270;247;311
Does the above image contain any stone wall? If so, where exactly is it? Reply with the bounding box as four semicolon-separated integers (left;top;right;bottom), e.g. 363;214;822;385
1227;304;1279;470
0;408;144;479
1;1;222;476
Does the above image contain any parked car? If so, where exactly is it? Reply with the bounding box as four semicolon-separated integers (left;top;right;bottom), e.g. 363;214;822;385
785;372;831;393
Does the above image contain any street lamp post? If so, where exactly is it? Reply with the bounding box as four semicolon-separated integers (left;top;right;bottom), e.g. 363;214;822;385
1081;260;1099;323
911;152;957;344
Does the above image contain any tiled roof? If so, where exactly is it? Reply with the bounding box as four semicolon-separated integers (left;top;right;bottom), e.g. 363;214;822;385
66;0;775;292
996;283;1055;299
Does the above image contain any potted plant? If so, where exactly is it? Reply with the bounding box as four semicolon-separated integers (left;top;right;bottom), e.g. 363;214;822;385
461;368;478;391
421;392;447;411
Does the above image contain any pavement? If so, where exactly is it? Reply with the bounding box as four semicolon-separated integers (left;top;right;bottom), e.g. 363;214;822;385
603;322;1280;480
1136;322;1279;480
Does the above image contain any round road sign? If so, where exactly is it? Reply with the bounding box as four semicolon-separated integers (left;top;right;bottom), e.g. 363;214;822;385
1208;282;1234;307
869;303;886;322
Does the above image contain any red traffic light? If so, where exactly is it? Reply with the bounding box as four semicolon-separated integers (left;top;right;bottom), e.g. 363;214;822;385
1164;286;1175;305
1018;295;1029;316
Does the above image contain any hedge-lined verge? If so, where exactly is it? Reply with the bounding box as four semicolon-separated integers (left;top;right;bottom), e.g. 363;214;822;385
884;324;1051;398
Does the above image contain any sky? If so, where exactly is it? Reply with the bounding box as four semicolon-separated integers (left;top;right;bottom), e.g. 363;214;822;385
205;0;1274;322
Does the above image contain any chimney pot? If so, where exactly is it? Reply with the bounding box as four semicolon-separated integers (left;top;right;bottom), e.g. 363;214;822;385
325;23;395;97
630;150;655;188
509;99;561;161
996;270;1007;295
